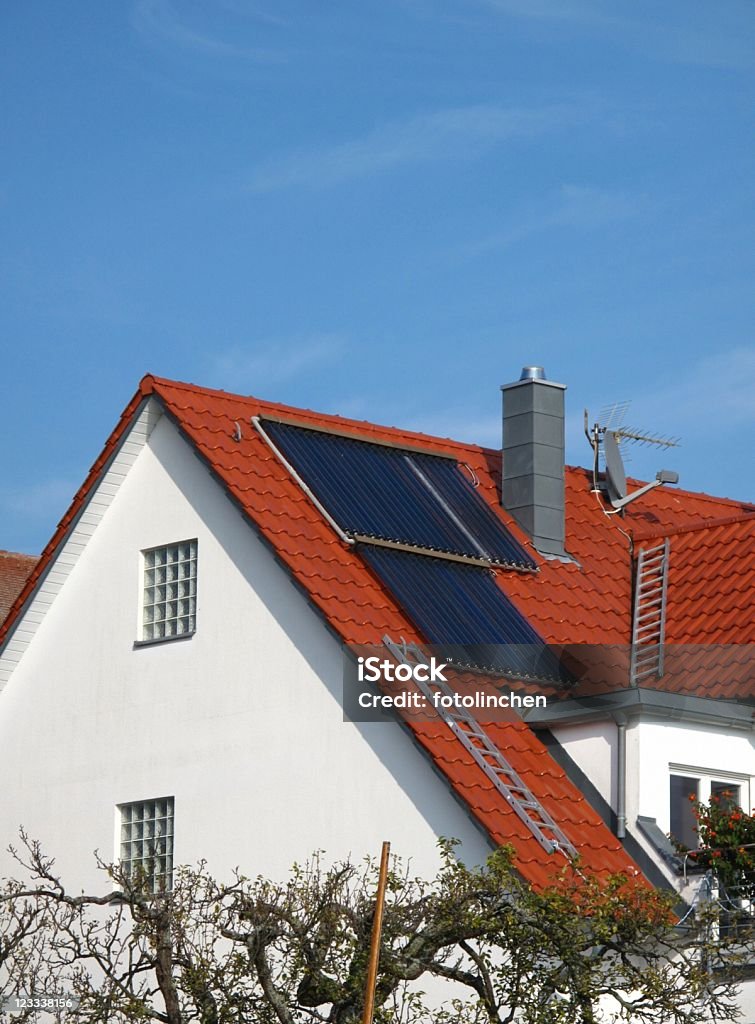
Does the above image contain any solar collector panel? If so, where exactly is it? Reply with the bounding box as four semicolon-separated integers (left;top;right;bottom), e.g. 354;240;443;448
361;547;565;682
262;420;536;569
265;422;470;553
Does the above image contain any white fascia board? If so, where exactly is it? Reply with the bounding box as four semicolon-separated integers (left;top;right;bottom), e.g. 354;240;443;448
0;397;163;691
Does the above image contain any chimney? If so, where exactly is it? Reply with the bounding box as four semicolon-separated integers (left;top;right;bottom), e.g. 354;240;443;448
501;366;566;558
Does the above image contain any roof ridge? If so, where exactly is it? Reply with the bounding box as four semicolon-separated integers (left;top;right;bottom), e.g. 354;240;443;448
146;377;755;510
633;510;755;542
148;375;491;457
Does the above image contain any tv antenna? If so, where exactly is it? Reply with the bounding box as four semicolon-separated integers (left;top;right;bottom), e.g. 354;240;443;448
584;402;681;513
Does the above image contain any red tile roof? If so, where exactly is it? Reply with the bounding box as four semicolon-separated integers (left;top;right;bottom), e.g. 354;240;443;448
632;514;755;701
0;550;38;626
2;374;753;888
638;514;755;645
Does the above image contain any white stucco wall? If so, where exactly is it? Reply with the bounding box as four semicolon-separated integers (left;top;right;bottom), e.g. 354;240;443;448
549;719;617;806
0;412;491;892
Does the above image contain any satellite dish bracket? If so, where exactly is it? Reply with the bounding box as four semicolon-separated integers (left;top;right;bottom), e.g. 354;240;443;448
584;408;680;514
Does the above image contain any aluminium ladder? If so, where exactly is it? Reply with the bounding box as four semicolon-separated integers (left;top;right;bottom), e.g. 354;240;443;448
629;539;670;685
383;637;578;860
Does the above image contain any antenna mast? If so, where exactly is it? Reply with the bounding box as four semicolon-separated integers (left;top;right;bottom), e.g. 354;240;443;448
584;403;680;513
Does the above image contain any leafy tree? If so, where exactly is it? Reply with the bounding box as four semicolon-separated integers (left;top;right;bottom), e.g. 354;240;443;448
0;831;743;1024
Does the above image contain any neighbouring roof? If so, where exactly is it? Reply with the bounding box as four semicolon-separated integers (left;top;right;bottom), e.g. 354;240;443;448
2;374;753;889
637;514;755;645
0;551;38;626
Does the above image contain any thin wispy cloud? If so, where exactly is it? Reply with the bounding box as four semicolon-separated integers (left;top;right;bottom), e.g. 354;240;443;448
633;347;755;431
477;0;755;70
245;103;579;192
481;0;609;23
455;184;643;262
132;0;285;62
214;0;290;27
211;334;346;390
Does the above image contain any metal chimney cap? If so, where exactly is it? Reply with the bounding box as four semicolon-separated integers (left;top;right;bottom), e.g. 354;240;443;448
501;367;566;392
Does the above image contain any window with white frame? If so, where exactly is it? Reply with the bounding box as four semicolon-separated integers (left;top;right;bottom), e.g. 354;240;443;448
669;767;749;850
119;797;174;892
142;540;197;641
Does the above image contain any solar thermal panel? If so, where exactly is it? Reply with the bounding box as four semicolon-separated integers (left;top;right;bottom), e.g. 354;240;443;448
361;546;565;681
262;420;536;569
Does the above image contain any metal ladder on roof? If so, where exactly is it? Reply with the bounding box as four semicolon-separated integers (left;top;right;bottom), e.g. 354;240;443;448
383;637;578;860
629;539;670;685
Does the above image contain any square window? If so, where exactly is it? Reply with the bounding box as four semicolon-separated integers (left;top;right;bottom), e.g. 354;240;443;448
141;540;197;642
118;797;174;892
669;769;750;851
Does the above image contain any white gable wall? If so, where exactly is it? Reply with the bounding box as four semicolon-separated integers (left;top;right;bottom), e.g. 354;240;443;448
0;411;491;891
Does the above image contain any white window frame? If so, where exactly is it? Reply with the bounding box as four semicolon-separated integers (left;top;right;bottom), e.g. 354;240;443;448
139;539;197;644
117;796;175;893
669;764;752;850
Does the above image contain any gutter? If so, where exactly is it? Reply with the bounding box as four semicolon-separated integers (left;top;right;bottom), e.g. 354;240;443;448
524;687;755;732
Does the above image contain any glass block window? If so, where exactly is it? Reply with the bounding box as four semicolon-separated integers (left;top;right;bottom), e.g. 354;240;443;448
142;540;197;641
119;797;174;892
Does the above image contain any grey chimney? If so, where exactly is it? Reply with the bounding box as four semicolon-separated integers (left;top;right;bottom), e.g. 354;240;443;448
501;366;566;558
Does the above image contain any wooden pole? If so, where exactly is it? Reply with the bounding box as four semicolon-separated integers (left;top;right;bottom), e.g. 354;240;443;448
361;841;391;1024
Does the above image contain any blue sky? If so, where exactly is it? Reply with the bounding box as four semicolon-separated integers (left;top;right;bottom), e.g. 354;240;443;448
2;0;754;554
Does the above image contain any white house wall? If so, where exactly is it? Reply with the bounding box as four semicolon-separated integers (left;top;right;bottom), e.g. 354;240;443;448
0;412;491;892
548;720;617;807
549;715;755;841
632;719;755;836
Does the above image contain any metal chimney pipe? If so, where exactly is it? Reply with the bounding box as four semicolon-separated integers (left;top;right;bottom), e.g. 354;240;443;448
501;367;566;558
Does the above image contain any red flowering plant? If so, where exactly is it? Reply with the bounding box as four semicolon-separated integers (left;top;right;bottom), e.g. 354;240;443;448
682;792;755;900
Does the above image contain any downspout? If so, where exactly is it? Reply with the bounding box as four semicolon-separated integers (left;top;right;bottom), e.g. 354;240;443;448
615;715;627;839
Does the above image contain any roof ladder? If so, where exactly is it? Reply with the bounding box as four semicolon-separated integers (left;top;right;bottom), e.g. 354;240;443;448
383;637;578;860
630;539;670;685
